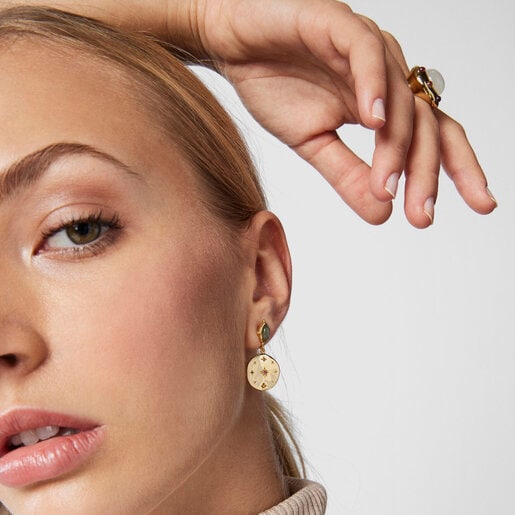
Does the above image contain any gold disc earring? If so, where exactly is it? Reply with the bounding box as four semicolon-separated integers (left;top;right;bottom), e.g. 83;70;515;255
246;320;281;391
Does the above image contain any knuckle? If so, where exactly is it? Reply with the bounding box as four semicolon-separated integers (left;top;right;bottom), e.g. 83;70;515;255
357;15;382;37
452;120;467;137
392;138;411;159
405;155;440;181
334;1;353;15
427;113;440;133
381;134;411;162
361;30;385;54
382;30;402;52
415;104;440;131
402;86;416;112
381;30;396;44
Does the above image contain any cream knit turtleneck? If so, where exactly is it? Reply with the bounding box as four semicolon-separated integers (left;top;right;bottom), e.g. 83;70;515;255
258;478;327;514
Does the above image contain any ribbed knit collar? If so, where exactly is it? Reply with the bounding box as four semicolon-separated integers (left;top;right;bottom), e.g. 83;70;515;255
259;477;327;514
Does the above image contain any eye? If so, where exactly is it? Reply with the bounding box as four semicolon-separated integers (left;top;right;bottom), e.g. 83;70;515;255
47;220;105;248
37;211;122;258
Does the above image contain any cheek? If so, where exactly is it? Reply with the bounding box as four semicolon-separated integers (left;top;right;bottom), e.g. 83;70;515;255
38;236;247;505
102;249;244;407
46;235;243;387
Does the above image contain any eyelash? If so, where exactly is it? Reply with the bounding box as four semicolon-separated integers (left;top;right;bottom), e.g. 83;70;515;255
37;210;123;259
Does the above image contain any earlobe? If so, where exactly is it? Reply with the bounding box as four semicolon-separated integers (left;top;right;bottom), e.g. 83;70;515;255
243;211;292;350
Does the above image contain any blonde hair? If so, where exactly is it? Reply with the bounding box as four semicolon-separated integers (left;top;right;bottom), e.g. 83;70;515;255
0;6;304;508
0;6;263;228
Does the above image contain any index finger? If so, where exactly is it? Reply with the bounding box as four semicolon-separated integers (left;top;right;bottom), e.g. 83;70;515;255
328;7;388;129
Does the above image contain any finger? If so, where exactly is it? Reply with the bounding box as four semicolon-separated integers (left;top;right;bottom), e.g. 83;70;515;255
380;30;442;226
332;13;388;130
368;52;414;202
435;110;497;213
382;29;496;214
352;26;415;203
348;34;387;129
403;98;441;228
292;131;392;224
381;31;410;75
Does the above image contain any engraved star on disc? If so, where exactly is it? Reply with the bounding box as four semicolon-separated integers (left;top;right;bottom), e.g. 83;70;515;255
247;353;280;391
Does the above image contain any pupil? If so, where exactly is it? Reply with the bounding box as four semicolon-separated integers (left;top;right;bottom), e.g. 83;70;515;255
74;223;91;236
66;221;101;244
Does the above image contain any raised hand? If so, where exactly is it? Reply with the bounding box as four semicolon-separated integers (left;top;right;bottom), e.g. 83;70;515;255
0;0;497;227
191;0;496;227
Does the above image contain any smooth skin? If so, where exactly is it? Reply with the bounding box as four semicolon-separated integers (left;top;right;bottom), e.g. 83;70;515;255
0;0;496;228
0;40;292;514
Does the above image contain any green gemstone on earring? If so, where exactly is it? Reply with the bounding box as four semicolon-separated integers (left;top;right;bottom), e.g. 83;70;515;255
260;321;270;343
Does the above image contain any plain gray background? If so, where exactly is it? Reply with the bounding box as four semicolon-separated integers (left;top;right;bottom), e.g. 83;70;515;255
194;1;514;513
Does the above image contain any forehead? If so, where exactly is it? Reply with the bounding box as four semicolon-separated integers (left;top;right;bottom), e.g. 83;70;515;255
0;37;183;188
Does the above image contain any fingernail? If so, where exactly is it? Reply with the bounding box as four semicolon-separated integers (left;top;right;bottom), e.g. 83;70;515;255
372;98;386;122
486;187;498;206
423;197;435;225
384;173;400;199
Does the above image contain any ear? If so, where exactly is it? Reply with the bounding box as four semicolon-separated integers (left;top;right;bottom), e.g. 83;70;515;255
242;211;292;350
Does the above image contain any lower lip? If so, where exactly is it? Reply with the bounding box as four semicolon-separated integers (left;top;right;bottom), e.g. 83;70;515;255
0;426;106;488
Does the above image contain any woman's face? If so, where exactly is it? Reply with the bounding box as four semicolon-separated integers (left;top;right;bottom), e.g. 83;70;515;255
0;40;250;513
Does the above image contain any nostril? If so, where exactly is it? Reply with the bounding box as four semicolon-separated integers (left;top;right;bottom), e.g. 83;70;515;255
1;353;19;367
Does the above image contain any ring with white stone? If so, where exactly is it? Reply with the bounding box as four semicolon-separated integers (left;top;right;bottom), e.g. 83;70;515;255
407;66;445;108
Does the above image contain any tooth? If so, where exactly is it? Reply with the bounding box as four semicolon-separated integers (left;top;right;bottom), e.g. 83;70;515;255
10;434;22;446
60;428;78;436
36;426;60;441
19;430;39;446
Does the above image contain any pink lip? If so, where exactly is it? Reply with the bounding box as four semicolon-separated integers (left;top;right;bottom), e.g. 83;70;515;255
0;408;105;488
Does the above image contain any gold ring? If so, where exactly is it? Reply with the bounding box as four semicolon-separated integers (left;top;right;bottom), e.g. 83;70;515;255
407;66;445;108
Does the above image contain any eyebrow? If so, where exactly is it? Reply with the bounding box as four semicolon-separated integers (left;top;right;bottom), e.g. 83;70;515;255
0;142;140;201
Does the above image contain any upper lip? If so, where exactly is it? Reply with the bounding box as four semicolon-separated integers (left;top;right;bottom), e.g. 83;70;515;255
0;408;99;457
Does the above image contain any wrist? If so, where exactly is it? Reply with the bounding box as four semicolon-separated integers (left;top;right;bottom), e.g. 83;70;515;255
166;0;210;62
0;0;210;61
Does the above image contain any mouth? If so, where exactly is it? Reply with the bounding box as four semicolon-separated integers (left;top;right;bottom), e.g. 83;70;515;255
0;408;105;488
5;426;82;453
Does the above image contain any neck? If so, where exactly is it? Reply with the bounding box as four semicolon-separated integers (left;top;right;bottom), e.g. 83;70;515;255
152;390;289;515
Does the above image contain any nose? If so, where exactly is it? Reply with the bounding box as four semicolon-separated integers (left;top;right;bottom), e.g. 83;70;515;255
0;322;48;377
0;266;48;379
